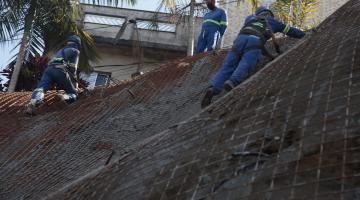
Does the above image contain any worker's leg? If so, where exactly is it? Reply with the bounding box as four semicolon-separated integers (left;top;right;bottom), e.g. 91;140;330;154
201;35;248;108
30;67;53;104
51;68;78;103
62;73;78;103
205;30;220;52
230;35;262;86
230;49;262;86
194;30;207;55
209;35;248;94
209;51;241;94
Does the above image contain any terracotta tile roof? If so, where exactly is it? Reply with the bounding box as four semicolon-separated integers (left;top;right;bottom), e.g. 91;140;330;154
0;51;223;199
37;0;360;199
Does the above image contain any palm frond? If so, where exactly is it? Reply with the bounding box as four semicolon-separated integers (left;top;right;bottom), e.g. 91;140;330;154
77;28;99;72
271;0;319;29
0;2;22;43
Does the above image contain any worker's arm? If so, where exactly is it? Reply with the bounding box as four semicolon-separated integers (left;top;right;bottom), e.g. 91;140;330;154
64;47;80;76
268;17;305;39
219;9;228;37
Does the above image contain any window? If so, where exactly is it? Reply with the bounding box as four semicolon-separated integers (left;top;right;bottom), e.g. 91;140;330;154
136;20;176;33
84;14;126;26
80;72;110;90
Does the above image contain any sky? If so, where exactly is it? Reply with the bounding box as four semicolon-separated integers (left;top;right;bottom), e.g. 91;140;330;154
0;39;19;71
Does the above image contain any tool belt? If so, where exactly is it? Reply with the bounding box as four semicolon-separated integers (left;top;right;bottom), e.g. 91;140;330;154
53;63;67;70
237;30;278;60
231;40;275;60
231;45;262;56
238;16;281;58
239;26;266;45
50;63;77;83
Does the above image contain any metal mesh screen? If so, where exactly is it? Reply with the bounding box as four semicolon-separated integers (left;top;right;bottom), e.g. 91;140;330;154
84;14;125;26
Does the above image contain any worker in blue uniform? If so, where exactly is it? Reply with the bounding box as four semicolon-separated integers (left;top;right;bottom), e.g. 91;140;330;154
26;35;81;114
201;6;305;108
194;0;227;55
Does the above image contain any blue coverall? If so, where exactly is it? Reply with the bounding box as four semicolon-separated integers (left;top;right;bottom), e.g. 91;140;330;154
30;43;80;104
210;8;305;94
194;7;227;55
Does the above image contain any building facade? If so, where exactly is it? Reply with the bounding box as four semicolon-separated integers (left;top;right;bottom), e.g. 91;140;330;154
220;0;252;47
316;0;349;23
81;0;349;82
81;3;203;81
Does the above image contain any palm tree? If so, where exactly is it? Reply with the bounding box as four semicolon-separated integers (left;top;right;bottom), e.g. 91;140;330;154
246;0;261;12
1;0;137;92
1;0;83;92
271;0;319;29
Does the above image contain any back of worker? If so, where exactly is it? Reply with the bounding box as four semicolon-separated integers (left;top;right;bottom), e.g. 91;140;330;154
244;7;305;41
201;6;305;108
26;35;81;114
194;0;227;55
50;37;80;77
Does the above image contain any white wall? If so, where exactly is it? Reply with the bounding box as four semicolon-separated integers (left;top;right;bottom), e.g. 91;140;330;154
222;0;350;47
90;43;178;81
82;4;203;51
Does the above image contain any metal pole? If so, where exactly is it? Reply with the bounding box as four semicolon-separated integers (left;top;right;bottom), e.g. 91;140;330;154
187;0;195;56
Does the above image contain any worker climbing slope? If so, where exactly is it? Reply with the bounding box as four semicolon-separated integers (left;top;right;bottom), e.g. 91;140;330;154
201;6;305;108
25;35;82;115
194;0;227;55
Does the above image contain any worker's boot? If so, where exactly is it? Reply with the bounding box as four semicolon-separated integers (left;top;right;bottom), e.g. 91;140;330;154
55;93;70;104
224;80;235;92
25;100;43;115
25;103;36;115
201;87;215;108
55;93;77;104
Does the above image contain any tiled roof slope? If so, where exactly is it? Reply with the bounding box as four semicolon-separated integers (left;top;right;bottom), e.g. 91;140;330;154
0;53;219;199
46;1;360;199
0;23;302;200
